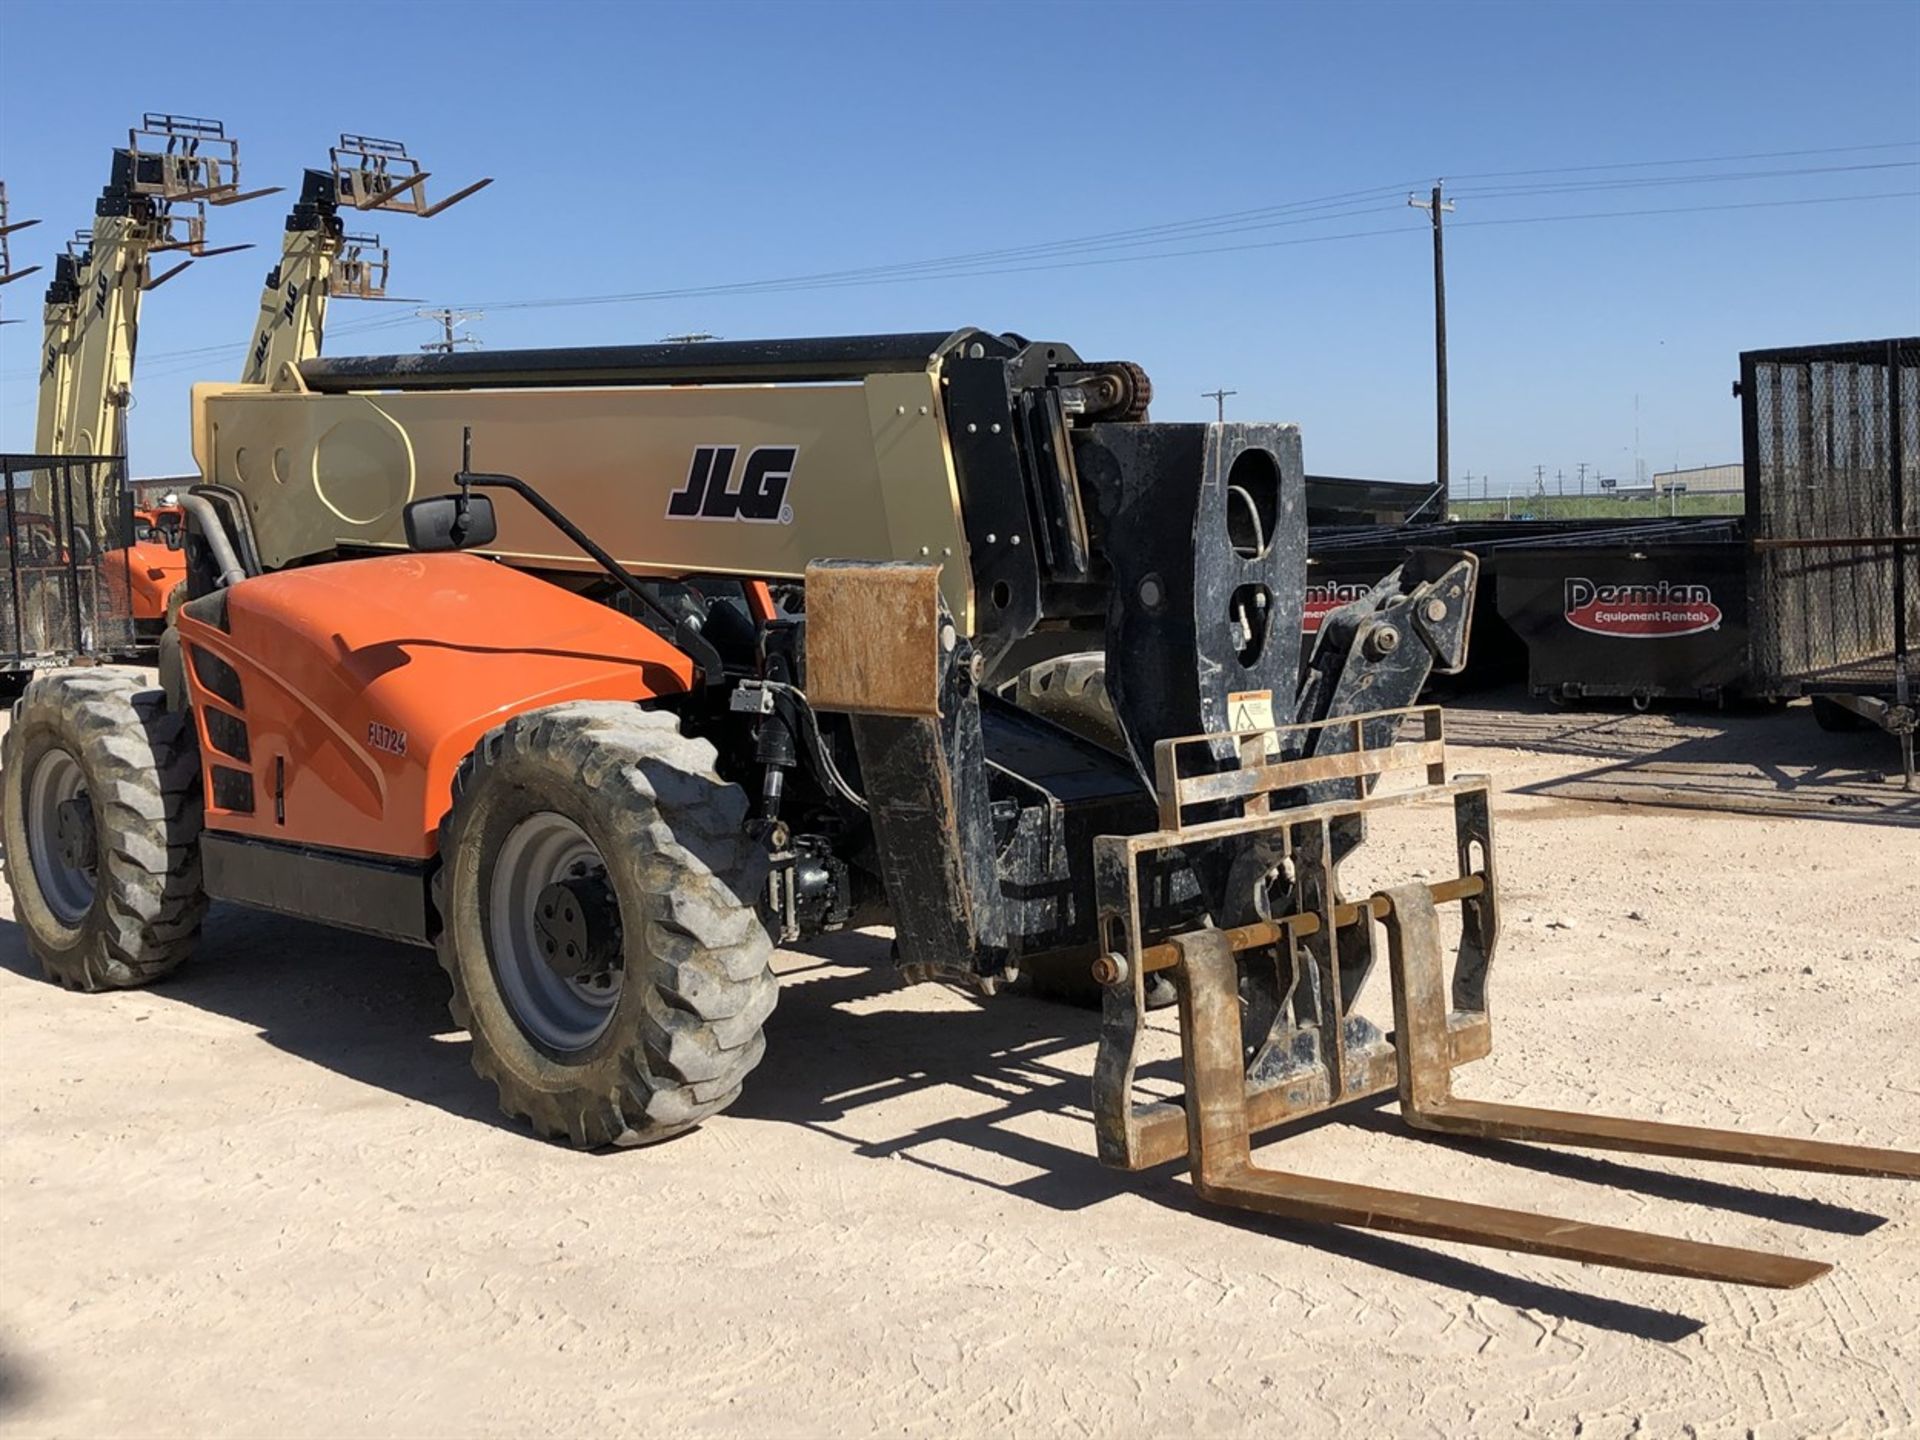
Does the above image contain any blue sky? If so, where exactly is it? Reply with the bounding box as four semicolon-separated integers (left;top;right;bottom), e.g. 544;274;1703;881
1;0;1915;492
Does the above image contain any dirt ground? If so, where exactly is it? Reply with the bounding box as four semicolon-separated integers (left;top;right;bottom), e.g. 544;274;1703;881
2;694;1917;1439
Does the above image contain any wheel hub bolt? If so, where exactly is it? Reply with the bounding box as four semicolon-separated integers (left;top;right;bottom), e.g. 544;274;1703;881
54;797;97;873
533;875;623;982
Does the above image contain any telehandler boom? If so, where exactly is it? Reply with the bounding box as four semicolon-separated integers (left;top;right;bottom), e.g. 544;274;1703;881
5;329;1913;1291
34;114;273;458
4;117;273;686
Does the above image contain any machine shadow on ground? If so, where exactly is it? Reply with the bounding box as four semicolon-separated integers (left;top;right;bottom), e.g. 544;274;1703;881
0;905;507;1130
5;908;1884;1343
1445;687;1917;825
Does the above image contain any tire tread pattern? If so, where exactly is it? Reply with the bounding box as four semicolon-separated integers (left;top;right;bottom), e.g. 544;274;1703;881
434;703;775;1147
2;667;207;990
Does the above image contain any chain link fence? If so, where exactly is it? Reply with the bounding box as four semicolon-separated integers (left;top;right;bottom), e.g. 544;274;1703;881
3;453;135;674
1742;338;1919;695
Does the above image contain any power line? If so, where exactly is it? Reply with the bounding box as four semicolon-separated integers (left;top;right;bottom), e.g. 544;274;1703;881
1451;158;1917;200
4;162;1916;381
15;149;1917;352
89;312;429;384
459;197;1415;313
441;188;1920;315
72;311;422;370
1448;139;1918;181
1451;188;1920;232
751;183;1421;280
7;186;1912;384
439;150;1920;317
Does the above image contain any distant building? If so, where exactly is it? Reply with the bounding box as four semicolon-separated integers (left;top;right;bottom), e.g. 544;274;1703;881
130;475;195;507
1652;463;1742;498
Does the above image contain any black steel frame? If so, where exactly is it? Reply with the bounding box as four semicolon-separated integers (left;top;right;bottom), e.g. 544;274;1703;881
2;451;134;669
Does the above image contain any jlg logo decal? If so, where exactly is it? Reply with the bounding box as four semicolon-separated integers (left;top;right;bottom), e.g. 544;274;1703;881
666;445;797;525
1563;577;1723;638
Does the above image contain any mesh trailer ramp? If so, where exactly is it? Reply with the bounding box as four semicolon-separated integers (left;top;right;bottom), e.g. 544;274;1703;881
1741;338;1919;785
2;453;135;690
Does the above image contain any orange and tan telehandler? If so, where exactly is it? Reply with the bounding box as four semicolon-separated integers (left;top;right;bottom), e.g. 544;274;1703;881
5;330;1913;1290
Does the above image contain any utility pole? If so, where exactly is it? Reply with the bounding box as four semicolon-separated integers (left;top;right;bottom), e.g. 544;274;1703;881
1577;461;1589;495
1408;182;1455;512
1633;393;1644;488
418;307;483;354
1202;387;1237;423
1534;464;1546;495
1556;467;1564;497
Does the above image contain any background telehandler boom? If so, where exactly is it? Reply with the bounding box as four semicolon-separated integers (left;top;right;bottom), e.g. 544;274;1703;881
32;114;273;458
241;135;490;386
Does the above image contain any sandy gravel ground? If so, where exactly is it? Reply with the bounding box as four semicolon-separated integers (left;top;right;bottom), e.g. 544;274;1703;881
2;697;1917;1438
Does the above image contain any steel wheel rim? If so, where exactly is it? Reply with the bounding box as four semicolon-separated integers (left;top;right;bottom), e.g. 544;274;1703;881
26;747;95;926
487;811;623;1053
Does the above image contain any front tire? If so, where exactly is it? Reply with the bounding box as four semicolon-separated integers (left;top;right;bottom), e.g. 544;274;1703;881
1;668;207;989
435;702;776;1147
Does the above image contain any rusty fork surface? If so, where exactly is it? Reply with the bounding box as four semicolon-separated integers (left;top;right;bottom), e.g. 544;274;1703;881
1377;884;1920;1185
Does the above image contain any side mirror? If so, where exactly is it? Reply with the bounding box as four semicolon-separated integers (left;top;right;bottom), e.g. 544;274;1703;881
403;492;497;552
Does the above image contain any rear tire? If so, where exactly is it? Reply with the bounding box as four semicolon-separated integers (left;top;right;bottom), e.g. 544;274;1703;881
1;668;207;989
435;702;777;1147
1011;652;1125;753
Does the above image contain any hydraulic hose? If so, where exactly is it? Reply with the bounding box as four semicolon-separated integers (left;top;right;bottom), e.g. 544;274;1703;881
176;494;247;589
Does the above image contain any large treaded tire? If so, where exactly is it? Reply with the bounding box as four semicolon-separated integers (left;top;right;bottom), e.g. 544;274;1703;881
2;667;207;989
435;702;777;1147
1011;651;1124;754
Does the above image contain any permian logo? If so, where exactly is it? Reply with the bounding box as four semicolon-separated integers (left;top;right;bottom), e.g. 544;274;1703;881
666;445;796;524
1302;581;1371;634
1563;577;1723;638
